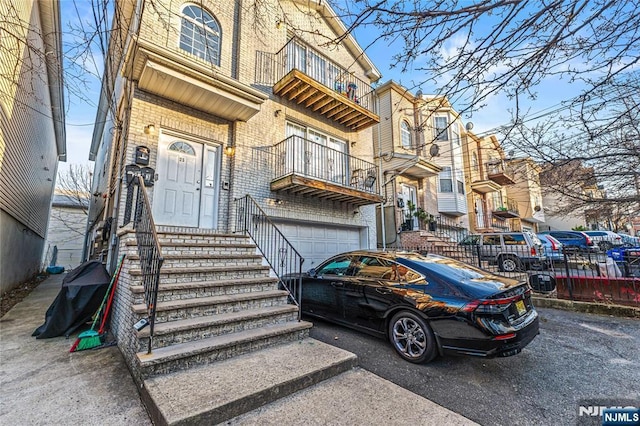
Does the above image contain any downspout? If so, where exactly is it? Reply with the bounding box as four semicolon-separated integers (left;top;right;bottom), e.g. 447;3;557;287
375;91;386;249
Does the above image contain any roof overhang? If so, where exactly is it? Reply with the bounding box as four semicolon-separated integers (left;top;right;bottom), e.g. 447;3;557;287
124;41;268;122
471;180;502;194
383;153;442;179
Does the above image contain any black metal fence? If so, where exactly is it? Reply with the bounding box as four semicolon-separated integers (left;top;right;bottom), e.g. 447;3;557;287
400;243;640;307
271;135;379;194
234;195;304;318
123;175;164;354
256;36;376;113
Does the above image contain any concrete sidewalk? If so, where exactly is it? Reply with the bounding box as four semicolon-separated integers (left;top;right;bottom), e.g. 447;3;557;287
0;273;477;425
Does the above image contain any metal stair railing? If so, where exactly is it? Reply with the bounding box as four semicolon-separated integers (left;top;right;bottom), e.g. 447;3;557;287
123;175;164;354
234;195;304;320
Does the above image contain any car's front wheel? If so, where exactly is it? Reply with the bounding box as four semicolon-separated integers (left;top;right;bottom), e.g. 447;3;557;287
388;311;437;363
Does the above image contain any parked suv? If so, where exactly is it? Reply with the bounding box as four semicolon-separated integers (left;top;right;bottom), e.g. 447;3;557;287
459;231;546;272
538;230;598;253
583;230;623;251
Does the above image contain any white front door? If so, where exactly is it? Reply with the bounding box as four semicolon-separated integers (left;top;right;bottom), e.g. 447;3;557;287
153;134;220;228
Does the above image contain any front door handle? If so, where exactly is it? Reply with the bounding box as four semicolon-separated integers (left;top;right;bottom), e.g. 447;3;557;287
330;282;344;288
376;287;392;294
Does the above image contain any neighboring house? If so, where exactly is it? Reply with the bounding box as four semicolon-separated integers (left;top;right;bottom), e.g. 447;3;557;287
506;158;545;233
44;191;89;270
540;160;601;231
372;81;469;247
87;0;382;270
462;133;517;233
0;0;66;294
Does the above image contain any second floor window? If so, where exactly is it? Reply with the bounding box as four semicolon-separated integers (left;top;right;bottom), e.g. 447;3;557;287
180;5;221;66
439;167;453;193
434;116;448;141
401;121;412;149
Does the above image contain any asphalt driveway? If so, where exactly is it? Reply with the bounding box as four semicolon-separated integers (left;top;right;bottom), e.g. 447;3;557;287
308;307;640;426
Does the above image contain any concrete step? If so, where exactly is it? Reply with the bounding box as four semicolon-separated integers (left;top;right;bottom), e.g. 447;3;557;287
139;338;357;425
127;253;264;269
135;305;300;351
136;321;314;378
132;290;290;324
124;239;259;256
130;277;280;304
129;265;272;283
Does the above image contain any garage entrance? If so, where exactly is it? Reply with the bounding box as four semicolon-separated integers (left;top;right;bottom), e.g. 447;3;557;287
276;221;364;269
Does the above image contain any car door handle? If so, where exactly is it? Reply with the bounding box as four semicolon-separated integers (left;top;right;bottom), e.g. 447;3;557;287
376;287;392;294
330;282;344;288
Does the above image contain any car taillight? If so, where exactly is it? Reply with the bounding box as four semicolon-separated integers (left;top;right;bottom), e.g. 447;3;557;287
462;291;528;314
585;235;593;245
550;239;558;250
531;247;537;256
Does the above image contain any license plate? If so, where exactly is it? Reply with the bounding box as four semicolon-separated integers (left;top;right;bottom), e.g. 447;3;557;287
515;300;527;316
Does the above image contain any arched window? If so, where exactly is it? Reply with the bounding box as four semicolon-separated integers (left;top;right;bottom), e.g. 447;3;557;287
400;121;412;149
168;141;196;155
180;4;221;66
472;151;479;172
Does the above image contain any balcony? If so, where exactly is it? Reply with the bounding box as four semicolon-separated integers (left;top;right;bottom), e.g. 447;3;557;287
270;136;383;206
486;161;516;185
257;38;379;131
492;197;520;218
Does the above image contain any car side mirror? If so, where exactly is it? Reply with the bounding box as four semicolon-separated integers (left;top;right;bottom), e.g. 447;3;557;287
307;268;317;277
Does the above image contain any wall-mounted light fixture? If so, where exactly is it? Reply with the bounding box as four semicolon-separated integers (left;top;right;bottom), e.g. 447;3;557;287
144;124;156;135
224;145;236;156
274;109;282;117
276;19;283;29
350;141;357;147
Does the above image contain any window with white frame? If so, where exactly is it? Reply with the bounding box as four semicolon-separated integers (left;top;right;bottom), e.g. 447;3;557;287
439;167;453;193
456;169;465;194
451;123;460;145
434;116;448;141
180;5;221;65
400;121;412;149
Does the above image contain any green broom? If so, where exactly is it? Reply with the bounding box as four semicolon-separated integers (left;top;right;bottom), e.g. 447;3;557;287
70;255;125;352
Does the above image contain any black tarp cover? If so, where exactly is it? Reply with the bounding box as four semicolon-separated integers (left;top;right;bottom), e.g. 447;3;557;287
32;261;111;339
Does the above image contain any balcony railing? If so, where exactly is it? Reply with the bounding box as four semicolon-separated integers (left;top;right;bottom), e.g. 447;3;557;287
486;161;516;185
256;37;379;131
492;197;520;218
270;135;383;206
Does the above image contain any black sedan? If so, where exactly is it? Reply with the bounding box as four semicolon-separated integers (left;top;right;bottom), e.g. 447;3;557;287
299;250;539;363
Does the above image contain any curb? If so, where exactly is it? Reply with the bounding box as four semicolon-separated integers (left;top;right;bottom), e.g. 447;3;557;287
532;296;640;319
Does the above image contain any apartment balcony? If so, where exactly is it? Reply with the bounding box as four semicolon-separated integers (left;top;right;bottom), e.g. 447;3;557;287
486;161;516;185
492;197;520;219
257;38;379;131
270;136;383;207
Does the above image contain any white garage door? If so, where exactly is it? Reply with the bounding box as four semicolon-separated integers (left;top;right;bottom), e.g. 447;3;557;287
277;222;363;269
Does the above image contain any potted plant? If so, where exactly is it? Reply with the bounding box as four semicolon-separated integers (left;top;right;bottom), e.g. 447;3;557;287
427;213;438;231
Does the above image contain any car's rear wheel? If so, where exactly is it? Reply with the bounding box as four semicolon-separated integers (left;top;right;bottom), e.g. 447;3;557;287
388;311;436;363
498;255;521;272
598;241;613;251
